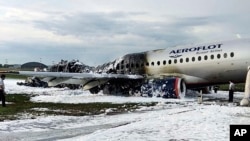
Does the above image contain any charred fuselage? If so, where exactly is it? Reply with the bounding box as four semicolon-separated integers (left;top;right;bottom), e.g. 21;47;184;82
91;52;148;95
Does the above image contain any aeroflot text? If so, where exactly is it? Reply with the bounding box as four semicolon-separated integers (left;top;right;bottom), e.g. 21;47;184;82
170;44;223;54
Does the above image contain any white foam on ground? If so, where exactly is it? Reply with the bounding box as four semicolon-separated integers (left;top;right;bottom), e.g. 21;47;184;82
0;79;249;141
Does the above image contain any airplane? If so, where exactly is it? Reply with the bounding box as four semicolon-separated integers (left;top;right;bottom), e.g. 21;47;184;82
19;38;250;99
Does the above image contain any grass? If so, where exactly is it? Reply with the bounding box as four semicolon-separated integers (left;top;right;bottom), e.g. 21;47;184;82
0;94;157;121
217;83;245;92
6;73;27;80
0;71;27;80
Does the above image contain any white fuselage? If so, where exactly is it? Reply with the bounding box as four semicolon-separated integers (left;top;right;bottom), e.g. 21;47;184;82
144;39;250;87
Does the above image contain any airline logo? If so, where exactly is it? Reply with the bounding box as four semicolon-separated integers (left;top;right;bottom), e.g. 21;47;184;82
169;43;223;58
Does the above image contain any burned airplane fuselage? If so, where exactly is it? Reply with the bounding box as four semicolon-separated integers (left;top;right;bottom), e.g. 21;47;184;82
19;49;185;97
115;52;147;75
90;49;186;97
91;52;148;95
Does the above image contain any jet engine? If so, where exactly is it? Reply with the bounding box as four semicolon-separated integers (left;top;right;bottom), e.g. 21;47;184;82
141;78;186;98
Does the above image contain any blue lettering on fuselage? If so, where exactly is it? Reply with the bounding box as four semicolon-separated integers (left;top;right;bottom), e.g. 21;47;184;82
169;43;222;55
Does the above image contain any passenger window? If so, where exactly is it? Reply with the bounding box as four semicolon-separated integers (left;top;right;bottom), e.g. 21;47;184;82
204;55;208;60
157;61;160;66
186;58;189;63
116;64;120;70
224;53;227;58
217;54;221;59
131;63;134;68
141;63;144;67
146;62;149;66
136;63;139;68
126;64;129;68
192;57;195;62
230;52;234;57
163;60;166;65
180;58;183;63
211;55;214;60
168;60;172;65
151;62;154;66
174;59;177;64
198;56;201;61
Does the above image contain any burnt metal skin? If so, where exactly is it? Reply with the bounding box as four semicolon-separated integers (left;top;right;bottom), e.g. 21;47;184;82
95;51;186;97
93;52;148;95
115;52;147;75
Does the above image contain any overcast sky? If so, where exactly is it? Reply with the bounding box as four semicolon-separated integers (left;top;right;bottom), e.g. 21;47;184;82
0;0;250;66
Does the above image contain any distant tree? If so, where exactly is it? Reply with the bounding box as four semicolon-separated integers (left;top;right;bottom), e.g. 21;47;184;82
3;64;9;68
0;64;2;68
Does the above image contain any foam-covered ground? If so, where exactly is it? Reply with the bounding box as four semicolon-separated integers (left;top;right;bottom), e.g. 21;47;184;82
1;79;249;141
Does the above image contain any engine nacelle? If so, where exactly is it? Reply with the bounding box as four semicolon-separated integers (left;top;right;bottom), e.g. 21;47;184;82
174;78;187;98
141;77;186;98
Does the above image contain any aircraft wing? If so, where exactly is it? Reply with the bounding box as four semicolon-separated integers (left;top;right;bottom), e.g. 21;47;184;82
19;71;144;90
19;71;144;79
